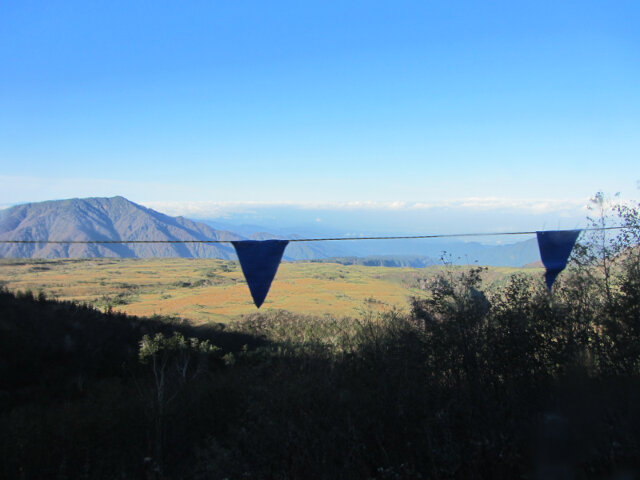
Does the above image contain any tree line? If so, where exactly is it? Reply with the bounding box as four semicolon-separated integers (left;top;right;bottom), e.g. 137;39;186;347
1;192;639;479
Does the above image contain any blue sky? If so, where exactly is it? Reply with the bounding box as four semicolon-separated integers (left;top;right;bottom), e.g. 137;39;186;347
1;1;639;232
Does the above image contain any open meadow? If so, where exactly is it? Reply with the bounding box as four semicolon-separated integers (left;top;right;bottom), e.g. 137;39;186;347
0;258;538;323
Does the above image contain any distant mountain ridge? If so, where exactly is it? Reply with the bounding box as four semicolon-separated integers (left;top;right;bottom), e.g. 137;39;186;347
0;196;348;261
0;196;542;266
314;255;438;268
0;197;240;259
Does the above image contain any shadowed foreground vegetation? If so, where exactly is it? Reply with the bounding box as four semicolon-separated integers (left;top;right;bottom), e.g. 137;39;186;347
1;195;640;479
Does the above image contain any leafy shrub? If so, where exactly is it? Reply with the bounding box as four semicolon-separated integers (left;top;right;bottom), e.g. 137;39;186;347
2;194;640;478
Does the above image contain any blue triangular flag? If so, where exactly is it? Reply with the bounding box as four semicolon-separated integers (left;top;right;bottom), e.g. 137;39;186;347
232;240;289;308
536;230;581;291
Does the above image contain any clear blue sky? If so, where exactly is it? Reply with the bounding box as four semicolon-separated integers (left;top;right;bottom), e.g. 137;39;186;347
1;1;639;216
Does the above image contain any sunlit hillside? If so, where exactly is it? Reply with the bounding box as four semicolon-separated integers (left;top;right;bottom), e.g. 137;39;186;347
0;258;540;323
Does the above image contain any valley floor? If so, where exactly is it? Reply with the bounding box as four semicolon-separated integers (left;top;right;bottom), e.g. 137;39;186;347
0;258;534;322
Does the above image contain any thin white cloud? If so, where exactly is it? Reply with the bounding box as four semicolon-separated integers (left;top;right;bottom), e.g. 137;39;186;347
1;174;624;219
142;197;591;218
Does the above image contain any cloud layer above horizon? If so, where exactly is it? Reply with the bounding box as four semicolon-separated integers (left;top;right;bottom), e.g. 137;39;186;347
0;173;634;237
140;198;593;237
143;197;588;218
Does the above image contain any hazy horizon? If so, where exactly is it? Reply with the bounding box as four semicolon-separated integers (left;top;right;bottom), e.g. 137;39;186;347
0;194;592;245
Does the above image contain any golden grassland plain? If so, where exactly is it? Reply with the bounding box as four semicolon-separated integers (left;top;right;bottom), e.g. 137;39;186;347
0;258;541;324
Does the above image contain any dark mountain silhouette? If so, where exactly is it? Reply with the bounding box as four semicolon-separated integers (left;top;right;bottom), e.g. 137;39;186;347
0;196;241;259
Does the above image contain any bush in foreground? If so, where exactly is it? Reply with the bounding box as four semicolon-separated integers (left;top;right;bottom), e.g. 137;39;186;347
1;196;640;478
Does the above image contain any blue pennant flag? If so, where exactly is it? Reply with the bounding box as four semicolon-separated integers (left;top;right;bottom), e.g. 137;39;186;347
536;230;581;291
232;240;289;308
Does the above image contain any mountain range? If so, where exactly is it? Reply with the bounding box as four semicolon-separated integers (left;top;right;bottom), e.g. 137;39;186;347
0;197;344;261
0;196;542;266
0;196;240;259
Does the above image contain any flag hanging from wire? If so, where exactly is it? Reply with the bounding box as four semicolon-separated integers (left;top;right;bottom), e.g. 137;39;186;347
232;240;289;308
536;230;581;290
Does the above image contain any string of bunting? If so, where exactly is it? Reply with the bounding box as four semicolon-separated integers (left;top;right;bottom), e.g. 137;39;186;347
0;227;624;307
